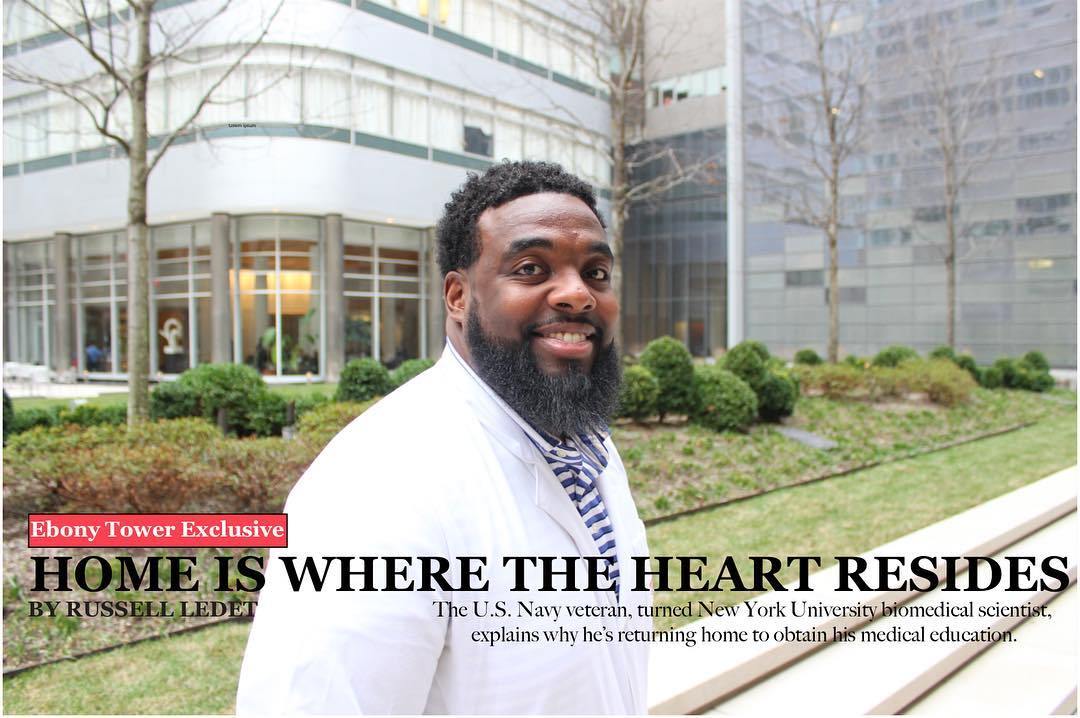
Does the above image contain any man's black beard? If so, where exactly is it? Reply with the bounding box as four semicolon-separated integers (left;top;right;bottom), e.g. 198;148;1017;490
466;306;621;438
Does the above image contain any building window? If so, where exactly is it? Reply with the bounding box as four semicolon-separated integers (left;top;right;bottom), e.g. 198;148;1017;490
233;216;322;377
344;220;426;366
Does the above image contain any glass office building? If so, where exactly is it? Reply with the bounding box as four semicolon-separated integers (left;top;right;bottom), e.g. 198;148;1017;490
740;0;1076;366
623;129;727;356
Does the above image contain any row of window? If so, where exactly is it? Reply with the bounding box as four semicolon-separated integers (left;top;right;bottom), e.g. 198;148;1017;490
3;0;609;95
373;0;605;90
3;44;612;185
646;66;726;108
3;216;436;374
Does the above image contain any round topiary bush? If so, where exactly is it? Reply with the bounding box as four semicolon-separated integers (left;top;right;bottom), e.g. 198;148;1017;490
336;358;392;402
794;348;823;366
992;358;1020;388
150;380;201;420
722;342;768;392
390;358;436;388
175;363;269;435
980;365;1004;389
690;365;758;433
638;336;695;420
757;371;798;422
739;339;771;363
929;346;957;363
1019;350;1050;373
617;365;660;422
872;345;920;368
1014;365;1055;392
954;354;980;382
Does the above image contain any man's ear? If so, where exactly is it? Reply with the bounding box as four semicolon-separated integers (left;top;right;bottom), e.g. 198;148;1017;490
444;270;468;327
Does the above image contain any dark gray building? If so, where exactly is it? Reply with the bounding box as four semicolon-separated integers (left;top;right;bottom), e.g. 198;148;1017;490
740;0;1076;367
629;0;1075;368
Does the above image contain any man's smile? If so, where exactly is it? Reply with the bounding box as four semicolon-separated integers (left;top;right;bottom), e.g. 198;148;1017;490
530;322;599;361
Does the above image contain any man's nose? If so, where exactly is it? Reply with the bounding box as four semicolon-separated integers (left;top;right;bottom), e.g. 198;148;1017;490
548;270;596;314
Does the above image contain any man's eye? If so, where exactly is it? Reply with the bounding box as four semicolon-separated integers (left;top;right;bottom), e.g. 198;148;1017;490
585;267;610;281
514;263;544;276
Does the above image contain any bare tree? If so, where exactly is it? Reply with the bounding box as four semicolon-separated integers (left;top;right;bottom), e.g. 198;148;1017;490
4;0;283;424
903;11;1003;348
751;0;869;362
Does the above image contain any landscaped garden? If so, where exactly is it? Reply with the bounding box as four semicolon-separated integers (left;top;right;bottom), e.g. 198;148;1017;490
3;339;1075;713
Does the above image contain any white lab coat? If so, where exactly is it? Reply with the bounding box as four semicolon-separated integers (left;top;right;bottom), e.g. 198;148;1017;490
236;347;651;715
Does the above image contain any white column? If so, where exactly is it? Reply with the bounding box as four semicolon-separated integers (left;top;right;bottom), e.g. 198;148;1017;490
725;0;745;348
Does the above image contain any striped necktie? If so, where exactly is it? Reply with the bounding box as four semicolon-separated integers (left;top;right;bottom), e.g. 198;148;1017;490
528;429;619;596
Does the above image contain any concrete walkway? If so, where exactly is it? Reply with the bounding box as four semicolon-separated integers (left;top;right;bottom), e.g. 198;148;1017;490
3;381;128;399
648;466;1078;715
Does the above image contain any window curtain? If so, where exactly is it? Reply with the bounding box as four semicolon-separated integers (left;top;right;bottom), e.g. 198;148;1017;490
430;100;461;151
354;78;391;135
392;89;428;145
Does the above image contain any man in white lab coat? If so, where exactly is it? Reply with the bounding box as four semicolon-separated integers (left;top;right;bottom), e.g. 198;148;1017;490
236;161;652;714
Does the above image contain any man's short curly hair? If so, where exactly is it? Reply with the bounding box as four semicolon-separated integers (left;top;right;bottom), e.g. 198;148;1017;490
436;160;605;276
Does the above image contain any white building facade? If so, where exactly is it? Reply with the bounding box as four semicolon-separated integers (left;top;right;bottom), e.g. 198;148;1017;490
3;0;612;380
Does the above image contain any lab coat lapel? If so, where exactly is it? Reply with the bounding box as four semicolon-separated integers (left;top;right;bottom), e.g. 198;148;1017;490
533;462;618;609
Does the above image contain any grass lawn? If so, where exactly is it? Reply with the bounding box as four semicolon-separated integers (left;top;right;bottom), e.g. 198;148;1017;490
10;382;337;411
616;388;1074;520
3;621;249;715
647;411;1077;626
4;411;1074;714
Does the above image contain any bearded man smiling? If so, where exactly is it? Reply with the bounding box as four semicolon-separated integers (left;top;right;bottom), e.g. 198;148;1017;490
238;161;651;715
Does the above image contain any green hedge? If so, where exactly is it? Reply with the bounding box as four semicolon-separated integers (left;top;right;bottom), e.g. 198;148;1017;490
690;365;757;433
336;358;393;402
872;345;919;368
617;365;660;421
390;358;435;389
638;337;695;420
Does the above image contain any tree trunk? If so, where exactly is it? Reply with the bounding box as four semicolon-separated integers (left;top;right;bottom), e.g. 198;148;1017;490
127;2;152;425
826;184;839;363
944;187;957;349
610;90;628;352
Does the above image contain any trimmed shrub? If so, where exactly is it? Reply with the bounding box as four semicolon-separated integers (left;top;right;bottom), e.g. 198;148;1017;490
336;358;393;403
1014;365;1055;393
758;371;798;422
690;365;757;433
740;340;771;363
929;346;957;363
297;400;374;448
794;348;823;366
918;359;977;406
175;363;268;435
843;355;869;369
954;354;980;383
246;391;288;437
212;438;314;513
872;345;919;368
3;419;221;514
980;365;1004;389
799;363;863;398
150;380;200;420
1019;350;1051;373
992;358;1020;389
9;406;61;435
390;358;436;389
617;365;660;421
638;337;695;420
292;392;331;420
722;342;769;393
57;403;127;427
3;391;12;442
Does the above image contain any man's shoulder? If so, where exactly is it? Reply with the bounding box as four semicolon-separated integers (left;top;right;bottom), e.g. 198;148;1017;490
288;360;469;500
